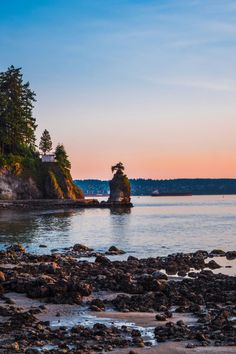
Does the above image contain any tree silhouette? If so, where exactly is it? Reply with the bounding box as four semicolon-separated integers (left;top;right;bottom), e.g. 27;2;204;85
55;144;71;169
111;162;125;175
0;65;37;155
39;129;52;155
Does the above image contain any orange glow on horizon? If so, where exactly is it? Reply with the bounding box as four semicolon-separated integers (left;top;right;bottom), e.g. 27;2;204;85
70;151;236;180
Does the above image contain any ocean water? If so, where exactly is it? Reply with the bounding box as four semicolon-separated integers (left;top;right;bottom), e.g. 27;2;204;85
0;195;236;258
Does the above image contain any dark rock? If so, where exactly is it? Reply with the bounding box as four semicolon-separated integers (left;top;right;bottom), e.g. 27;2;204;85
186;343;196;348
206;260;221;269
90;299;105;311
0;271;5;282
73;244;92;252
106;246;125;255
95;255;112;266
225;251;236;260
152;271;168;280
155;313;167;321
108;162;131;204
7;243;26;253
210;249;225;256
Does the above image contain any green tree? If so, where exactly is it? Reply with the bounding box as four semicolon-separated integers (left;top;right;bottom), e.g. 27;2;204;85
111;162;125;175
39;129;52;155
55;144;71;169
0;65;37;155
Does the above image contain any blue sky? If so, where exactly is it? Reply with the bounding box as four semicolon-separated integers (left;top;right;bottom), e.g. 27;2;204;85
1;0;236;178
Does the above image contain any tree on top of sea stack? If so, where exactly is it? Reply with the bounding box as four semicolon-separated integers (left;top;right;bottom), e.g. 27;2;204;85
111;162;125;175
39;129;52;155
108;162;131;204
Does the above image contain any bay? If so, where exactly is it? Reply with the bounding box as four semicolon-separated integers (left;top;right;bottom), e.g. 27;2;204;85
0;195;236;258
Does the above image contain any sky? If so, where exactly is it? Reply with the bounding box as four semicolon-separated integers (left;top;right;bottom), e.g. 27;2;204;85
0;0;236;179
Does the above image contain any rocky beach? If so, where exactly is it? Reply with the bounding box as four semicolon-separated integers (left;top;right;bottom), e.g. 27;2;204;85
0;243;235;353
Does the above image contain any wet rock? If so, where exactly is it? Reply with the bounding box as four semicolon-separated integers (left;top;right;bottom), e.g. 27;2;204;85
155;313;167;321
1;245;236;351
25;349;40;354
5;298;15;304
152;271;168;280
105;246;125;255
186;343;196;348
39;262;60;273
127;255;139;262
7;243;26;253
90;298;105;311
209;249;225;256
95;255;112;266
73;244;92;252
225;251;236;260
0;271;6;282
206;260;221;269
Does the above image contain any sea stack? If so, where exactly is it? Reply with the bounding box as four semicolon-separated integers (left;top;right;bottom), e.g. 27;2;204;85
108;162;132;206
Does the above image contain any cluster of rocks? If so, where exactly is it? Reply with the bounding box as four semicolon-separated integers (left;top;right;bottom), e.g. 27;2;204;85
0;244;235;352
0;311;142;353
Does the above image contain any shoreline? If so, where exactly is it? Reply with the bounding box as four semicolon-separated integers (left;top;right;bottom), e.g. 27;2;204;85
0;199;133;210
0;244;235;353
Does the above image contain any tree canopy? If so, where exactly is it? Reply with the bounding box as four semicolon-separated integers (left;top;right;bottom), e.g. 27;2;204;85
39;129;52;155
55;144;71;170
0;65;37;155
111;162;125;175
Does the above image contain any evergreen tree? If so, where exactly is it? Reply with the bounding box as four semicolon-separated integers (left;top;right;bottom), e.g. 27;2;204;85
0;65;37;155
39;129;52;155
55;144;71;169
111;162;125;175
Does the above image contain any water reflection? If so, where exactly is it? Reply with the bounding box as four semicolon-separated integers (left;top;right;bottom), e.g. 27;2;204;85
110;207;131;215
0;210;75;247
0;196;236;257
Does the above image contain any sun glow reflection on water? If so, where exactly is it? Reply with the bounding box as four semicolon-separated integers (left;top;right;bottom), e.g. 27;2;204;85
0;195;235;258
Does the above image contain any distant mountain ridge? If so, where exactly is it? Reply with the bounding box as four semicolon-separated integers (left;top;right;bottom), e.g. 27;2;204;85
74;178;236;196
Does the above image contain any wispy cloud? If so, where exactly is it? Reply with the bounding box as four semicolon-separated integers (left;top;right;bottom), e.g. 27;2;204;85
177;79;236;93
142;77;236;94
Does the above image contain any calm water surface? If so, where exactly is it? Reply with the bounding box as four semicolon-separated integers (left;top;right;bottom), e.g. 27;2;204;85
0;196;236;258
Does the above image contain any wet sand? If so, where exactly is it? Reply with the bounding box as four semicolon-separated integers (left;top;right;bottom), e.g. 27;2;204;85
109;342;236;354
91;310;198;328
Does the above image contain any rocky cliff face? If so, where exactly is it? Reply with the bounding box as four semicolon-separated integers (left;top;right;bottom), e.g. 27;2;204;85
0;162;84;200
41;162;83;200
0;166;41;200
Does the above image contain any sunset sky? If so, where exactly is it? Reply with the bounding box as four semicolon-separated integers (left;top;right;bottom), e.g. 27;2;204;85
1;0;236;179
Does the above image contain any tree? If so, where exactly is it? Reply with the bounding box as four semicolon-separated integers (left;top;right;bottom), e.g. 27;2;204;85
111;162;125;175
0;65;37;155
55;144;71;169
39;129;52;155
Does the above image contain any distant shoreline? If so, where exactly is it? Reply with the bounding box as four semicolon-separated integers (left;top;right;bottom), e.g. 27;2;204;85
0;199;133;210
75;178;236;196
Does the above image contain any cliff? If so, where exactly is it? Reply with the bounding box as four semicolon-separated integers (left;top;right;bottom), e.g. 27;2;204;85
0;162;84;200
40;162;83;200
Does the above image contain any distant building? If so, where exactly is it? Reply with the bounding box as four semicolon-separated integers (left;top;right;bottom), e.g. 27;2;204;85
41;154;56;163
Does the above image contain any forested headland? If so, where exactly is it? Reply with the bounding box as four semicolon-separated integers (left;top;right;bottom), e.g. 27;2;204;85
0;65;83;200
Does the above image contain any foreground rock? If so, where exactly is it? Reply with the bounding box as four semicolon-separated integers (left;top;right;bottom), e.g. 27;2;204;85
0;244;235;352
